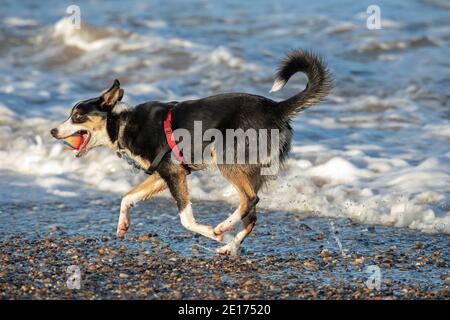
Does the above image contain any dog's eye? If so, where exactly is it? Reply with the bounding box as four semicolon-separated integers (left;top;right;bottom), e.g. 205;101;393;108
72;114;87;123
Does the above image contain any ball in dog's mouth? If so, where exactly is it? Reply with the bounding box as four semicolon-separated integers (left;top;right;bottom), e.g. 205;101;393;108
75;130;91;157
63;130;91;157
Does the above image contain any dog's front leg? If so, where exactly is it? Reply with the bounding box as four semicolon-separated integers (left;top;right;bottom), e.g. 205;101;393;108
117;173;167;237
159;163;223;242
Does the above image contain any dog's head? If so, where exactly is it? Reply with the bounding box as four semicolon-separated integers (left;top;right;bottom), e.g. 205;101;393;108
50;79;124;157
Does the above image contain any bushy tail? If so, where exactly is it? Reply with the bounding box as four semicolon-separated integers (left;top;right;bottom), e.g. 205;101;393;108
270;50;332;119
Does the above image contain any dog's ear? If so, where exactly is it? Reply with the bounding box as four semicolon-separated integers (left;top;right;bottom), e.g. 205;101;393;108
101;79;124;109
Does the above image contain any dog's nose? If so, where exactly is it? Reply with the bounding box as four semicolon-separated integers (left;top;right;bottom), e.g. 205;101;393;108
50;128;58;138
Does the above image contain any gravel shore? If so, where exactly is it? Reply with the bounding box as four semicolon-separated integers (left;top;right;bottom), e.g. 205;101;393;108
0;197;449;299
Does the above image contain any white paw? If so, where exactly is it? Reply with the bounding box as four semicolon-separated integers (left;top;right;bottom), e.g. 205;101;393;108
216;243;239;256
116;222;130;238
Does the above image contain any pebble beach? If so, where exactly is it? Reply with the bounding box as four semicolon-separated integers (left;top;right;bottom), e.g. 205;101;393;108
1;196;448;299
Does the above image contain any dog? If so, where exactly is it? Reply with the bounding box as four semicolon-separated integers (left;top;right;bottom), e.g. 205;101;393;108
51;50;331;254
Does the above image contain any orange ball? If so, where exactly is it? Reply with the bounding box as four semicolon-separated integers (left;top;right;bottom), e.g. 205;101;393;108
63;133;83;150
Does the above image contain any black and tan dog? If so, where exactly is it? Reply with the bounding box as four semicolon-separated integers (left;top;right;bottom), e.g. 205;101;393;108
51;50;331;254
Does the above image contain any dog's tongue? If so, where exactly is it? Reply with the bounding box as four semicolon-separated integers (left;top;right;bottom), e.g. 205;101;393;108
81;132;89;143
75;133;90;157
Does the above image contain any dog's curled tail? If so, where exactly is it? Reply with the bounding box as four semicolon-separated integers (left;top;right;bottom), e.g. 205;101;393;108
270;50;332;119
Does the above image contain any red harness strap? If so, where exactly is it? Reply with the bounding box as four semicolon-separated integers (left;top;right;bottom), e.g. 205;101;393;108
163;108;190;173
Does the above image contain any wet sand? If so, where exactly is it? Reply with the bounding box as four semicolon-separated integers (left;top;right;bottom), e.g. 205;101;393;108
0;196;449;299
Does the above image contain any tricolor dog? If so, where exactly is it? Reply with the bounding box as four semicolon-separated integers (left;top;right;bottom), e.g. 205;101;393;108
51;50;331;254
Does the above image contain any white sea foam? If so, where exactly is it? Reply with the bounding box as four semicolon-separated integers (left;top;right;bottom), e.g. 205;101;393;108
4;17;39;27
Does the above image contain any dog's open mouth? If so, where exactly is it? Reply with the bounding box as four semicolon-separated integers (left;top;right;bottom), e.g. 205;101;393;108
65;130;91;158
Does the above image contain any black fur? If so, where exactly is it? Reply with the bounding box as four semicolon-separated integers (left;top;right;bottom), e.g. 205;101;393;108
113;102;170;161
274;50;332;118
106;111;120;143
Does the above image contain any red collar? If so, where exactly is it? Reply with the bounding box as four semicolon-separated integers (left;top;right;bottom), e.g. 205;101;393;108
163;108;190;173
143;107;190;176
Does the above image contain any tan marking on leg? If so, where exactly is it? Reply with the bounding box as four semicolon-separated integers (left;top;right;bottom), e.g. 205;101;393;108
216;166;263;255
234;208;257;244
117;173;167;237
214;166;257;235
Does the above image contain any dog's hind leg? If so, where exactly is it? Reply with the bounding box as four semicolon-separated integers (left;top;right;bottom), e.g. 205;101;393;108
215;166;263;254
117;173;167;237
160;164;223;242
216;207;257;255
213;166;259;236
